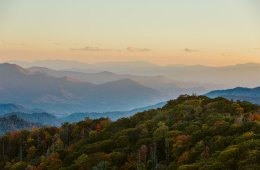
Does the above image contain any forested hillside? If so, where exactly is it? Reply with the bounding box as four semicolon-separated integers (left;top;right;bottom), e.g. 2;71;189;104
0;115;41;136
0;95;259;170
4;112;62;126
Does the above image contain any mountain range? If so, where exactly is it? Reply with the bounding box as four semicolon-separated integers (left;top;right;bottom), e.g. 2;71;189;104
2;61;260;118
0;63;164;113
0;63;215;114
206;87;260;104
13;60;260;88
28;66;209;97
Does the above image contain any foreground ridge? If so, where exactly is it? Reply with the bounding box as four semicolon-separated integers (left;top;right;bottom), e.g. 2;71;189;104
0;95;259;169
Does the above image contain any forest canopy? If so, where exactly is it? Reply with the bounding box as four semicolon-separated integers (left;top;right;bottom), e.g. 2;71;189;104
0;95;259;170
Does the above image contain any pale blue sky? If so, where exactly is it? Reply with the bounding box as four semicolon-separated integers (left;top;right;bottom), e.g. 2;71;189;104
0;0;260;65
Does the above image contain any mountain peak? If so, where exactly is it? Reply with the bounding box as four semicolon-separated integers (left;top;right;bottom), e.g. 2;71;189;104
0;63;31;75
102;78;142;86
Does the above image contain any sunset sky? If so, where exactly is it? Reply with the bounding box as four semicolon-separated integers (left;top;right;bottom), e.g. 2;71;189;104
0;0;260;66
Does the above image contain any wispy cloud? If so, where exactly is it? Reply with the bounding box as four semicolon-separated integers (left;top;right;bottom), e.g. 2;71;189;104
70;46;112;52
184;48;199;53
70;45;152;53
127;46;151;52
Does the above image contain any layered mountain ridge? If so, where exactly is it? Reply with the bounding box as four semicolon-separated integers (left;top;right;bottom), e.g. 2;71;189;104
206;87;260;104
0;63;162;113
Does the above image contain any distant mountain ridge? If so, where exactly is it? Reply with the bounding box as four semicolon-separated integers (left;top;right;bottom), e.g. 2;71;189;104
0;104;25;115
4;112;62;126
28;66;210;97
0;115;41;135
0;103;44;116
0;101;166;129
62;101;166;122
4;61;260;114
0;63;162;113
206;87;260;104
12;60;260;88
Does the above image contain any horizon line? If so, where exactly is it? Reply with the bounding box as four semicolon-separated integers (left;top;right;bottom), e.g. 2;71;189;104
4;59;260;68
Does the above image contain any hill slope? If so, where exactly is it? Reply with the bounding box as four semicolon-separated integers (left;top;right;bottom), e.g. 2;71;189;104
0;95;259;169
206;87;260;104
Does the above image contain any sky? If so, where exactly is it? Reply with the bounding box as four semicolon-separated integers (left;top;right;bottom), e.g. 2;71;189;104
0;0;260;66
